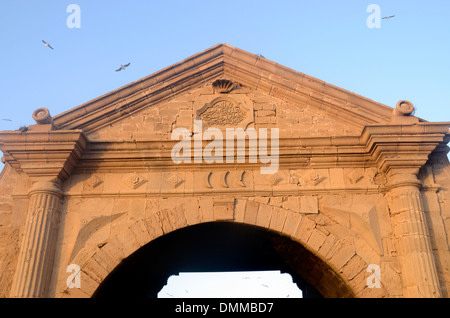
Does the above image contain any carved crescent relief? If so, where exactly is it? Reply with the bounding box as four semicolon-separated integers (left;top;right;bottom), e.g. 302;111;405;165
220;171;229;188
201;171;247;189
204;172;213;188
238;171;246;187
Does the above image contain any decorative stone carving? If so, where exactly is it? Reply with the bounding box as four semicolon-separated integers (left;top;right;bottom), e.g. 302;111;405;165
220;171;229;188
212;78;234;94
268;173;283;186
203;172;213;188
167;173;184;188
371;172;387;186
237;171;246;187
346;169;364;184
85;175;103;189
32;107;53;125
124;173;147;189
305;171;326;186
289;171;301;185
197;97;246;127
393;100;415;117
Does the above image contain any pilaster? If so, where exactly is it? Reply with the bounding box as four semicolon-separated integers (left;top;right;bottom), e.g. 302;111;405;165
0;108;87;297
385;170;441;297
9;180;63;297
364;101;450;297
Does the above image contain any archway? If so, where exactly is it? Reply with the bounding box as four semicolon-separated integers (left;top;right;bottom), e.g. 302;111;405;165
92;222;354;298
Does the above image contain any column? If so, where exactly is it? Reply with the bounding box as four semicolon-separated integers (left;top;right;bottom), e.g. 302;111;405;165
9;180;63;298
386;171;441;297
0;108;87;297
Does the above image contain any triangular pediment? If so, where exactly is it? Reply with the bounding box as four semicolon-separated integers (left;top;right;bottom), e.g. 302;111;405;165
52;43;401;140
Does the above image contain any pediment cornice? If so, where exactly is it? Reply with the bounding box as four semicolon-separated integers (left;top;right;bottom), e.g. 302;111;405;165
52;44;400;134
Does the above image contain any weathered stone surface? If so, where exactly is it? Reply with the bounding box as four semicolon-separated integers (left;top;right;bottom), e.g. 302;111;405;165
0;44;449;298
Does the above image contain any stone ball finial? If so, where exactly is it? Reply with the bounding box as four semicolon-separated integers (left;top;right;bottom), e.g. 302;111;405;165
32;108;53;125
394;100;415;117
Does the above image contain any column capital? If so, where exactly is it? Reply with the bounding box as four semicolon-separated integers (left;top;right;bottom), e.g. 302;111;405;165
385;169;422;191
28;180;63;197
361;121;450;176
0;129;88;182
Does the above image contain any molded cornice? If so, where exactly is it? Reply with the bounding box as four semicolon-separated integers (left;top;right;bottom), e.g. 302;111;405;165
52;44;399;134
0;130;88;181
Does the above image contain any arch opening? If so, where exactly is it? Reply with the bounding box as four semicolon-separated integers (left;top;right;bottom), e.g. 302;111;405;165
92;222;353;298
157;270;304;298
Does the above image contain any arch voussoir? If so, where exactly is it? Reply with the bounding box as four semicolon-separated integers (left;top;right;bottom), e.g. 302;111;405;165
68;198;380;298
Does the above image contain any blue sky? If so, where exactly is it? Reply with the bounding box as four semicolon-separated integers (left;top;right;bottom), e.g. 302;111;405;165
0;0;449;131
0;0;449;297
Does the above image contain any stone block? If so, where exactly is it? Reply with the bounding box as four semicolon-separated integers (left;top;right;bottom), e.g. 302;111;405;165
129;219;153;246
255;203;272;228
0;212;11;226
281;196;300;212
329;240;356;270
295;216;316;243
299;196;318;214
199;197;214;223
157;204;187;234
183;199;201;226
82;258;109;284
244;200;259;225
256;110;276;117
340;255;366;281
130;199;146;222
234;199;247;223
142;212;164;240
268;207;288;233
79;270;100;296
306;227;327;251
282;211;302;238
318;234;338;259
254;116;272;124
213;199;234;221
269;196;283;207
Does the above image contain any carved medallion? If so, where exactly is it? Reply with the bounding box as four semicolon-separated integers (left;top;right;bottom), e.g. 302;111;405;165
197;98;246;127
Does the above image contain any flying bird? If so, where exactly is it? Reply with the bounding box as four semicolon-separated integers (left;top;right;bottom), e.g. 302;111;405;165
382;15;395;20
115;63;130;71
2;119;12;121
42;40;54;49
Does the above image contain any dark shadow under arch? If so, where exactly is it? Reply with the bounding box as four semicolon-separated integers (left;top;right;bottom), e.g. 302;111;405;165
92;222;353;298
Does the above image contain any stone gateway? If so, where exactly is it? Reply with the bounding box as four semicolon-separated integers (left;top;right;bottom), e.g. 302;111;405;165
0;44;449;298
